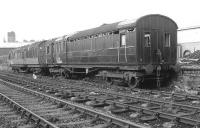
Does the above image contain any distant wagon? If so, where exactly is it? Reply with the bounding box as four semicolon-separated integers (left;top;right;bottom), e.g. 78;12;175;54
8;14;178;87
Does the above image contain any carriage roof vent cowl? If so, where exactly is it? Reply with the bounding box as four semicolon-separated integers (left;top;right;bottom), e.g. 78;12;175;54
100;23;108;26
117;19;137;29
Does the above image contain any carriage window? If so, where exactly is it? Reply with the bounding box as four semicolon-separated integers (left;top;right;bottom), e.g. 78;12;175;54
46;46;50;54
144;32;151;47
164;33;170;47
120;34;126;47
128;28;135;32
60;43;62;52
63;42;65;51
114;31;119;34
61;41;65;51
22;52;24;59
57;43;59;53
58;43;60;53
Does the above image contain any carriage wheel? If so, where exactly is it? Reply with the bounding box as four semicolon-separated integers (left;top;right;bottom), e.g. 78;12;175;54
64;72;72;79
129;77;140;88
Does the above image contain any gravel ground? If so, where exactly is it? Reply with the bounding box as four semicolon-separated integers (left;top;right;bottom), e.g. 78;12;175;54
0;82;112;128
1;71;200;127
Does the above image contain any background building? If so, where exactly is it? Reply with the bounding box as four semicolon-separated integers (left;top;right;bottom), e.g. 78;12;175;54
7;31;16;42
178;27;200;58
0;41;34;56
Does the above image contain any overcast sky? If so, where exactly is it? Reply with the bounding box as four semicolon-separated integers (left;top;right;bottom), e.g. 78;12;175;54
0;0;200;42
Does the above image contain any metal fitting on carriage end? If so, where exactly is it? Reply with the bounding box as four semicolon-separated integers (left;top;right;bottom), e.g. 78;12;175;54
170;64;181;73
123;72;136;81
144;64;154;74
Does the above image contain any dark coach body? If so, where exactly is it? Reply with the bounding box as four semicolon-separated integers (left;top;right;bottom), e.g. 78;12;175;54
9;14;178;87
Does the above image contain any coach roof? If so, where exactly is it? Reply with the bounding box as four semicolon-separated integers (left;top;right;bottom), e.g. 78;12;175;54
69;20;136;40
68;14;177;40
69;22;121;40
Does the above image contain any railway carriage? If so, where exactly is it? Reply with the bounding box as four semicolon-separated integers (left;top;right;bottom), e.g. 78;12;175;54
9;45;28;69
9;14;178;87
9;41;47;72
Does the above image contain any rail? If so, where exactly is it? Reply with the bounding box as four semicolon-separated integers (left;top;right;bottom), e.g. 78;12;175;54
0;92;59;128
0;78;149;128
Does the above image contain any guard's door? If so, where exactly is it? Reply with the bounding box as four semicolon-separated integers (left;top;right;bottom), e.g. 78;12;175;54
151;29;161;64
143;29;161;64
143;31;152;64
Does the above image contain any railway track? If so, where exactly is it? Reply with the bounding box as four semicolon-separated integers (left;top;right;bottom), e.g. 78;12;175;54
1;72;200;127
0;74;149;128
0;85;59;128
2;71;200;109
0;97;34;128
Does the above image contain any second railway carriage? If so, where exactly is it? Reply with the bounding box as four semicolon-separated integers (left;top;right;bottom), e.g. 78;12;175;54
9;14;178;87
9;41;47;72
9;45;29;70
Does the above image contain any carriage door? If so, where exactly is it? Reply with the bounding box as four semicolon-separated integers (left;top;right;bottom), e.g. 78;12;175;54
143;29;160;64
51;43;56;64
143;31;151;64
119;33;127;63
151;29;161;64
22;51;25;64
38;42;46;65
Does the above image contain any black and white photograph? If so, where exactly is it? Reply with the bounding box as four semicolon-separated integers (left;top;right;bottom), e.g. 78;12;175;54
1;0;200;127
